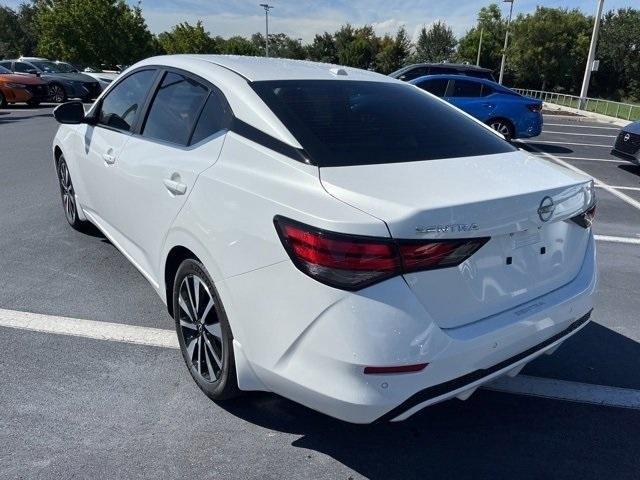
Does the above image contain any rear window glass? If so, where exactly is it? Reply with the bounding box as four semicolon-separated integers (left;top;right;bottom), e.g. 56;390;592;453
251;80;515;167
417;79;449;97
452;80;483;97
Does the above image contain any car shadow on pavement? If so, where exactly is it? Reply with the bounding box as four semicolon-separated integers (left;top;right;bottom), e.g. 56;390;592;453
618;164;640;177
518;142;574;155
218;322;640;480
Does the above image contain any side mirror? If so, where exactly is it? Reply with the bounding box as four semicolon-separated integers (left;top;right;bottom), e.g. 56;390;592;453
53;101;86;124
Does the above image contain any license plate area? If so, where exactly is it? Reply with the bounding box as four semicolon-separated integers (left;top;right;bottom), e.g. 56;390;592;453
511;229;542;249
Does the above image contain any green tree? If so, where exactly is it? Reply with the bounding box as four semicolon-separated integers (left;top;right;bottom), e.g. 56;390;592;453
594;8;640;101
157;21;218;54
0;3;39;58
508;7;591;92
414;21;456;63
250;32;305;59
306;32;338;63
35;0;155;67
335;24;379;69
457;4;506;71
220;36;260;56
375;26;412;74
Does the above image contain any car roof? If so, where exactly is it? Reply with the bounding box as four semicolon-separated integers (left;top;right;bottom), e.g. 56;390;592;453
398;62;493;73
138;54;395;83
410;74;503;87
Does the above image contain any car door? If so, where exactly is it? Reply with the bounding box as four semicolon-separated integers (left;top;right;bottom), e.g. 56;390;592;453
75;68;158;233
445;79;495;121
100;69;232;283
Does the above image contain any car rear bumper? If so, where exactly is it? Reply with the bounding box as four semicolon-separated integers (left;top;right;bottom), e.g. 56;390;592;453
222;233;596;424
515;113;543;138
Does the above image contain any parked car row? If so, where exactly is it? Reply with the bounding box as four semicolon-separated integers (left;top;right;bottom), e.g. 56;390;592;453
0;56;118;107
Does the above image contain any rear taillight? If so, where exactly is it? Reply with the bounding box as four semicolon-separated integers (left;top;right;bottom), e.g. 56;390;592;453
527;103;542;113
570;203;596;228
274;216;489;290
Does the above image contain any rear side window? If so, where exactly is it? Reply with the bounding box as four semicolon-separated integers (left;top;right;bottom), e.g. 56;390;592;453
451;80;483;98
142;72;209;146
0;61;12;70
190;91;232;145
417;79;449;97
98;69;156;132
14;62;33;73
399;67;427;81
252;80;515;167
481;85;494;96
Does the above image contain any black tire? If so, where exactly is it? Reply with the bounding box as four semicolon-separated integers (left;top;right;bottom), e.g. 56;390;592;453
49;83;67;103
55;154;92;232
0;91;6;108
173;259;240;401
26;99;40;107
488;118;515;141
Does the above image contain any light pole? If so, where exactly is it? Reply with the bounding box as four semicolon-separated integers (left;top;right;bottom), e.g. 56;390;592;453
476;27;484;66
579;0;605;109
259;4;274;57
498;0;514;85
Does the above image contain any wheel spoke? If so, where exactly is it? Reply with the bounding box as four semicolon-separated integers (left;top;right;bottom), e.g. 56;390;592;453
201;297;214;323
185;277;197;321
179;318;197;331
193;276;202;317
203;344;215;379
197;336;202;375
178;294;195;323
204;322;222;340
203;333;222;368
186;336;198;361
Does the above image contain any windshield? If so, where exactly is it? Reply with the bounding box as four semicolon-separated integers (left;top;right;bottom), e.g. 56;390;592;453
252;80;515;167
54;62;76;73
0;65;11;74
30;61;65;73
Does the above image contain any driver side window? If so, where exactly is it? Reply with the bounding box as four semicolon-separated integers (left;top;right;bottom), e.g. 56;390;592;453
98;69;156;132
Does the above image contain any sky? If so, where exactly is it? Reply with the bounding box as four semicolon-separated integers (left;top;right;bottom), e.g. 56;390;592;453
2;0;635;42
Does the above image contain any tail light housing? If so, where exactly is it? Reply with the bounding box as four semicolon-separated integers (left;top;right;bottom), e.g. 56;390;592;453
274;216;489;290
570;203;596;228
527;103;542;113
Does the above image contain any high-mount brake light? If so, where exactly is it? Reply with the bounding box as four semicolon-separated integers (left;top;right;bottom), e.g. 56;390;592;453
274;216;489;290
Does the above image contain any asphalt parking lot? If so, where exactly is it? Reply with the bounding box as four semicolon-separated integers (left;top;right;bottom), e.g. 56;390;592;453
1;105;640;479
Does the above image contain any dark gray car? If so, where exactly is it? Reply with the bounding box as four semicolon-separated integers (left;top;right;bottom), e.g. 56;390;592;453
0;59;101;103
611;121;640;165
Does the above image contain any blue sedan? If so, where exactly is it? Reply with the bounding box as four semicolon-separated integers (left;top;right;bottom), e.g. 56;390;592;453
409;75;543;140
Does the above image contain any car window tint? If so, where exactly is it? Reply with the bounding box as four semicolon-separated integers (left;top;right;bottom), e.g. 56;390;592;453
418;79;448;97
401;67;427;81
481;85;494;96
14;62;33;73
252;80;515;167
190;91;232;145
0;62;12;70
451;80;483;97
98;69;156;132
142;71;209;146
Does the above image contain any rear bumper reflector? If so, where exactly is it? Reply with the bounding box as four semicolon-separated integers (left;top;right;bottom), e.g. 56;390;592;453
364;363;429;375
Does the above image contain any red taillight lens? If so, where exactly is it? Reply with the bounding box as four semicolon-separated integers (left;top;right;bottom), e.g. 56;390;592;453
275;216;489;290
527;103;542;112
570;203;596;228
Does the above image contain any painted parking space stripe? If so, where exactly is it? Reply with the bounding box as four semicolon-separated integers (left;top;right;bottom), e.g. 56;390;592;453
594;235;640;245
2;307;640;411
544;123;620;130
0;308;179;349
595;185;640;192
520;139;612;148
542;131;616;138
485;375;640;410
529;154;624;164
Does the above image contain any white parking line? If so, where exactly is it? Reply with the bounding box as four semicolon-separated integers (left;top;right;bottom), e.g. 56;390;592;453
596;185;640;192
544;123;620;130
525;147;640;211
485;375;640;410
0;308;178;349
594;235;640;245
520;140;612;148
542;131;617;138
1;307;640;411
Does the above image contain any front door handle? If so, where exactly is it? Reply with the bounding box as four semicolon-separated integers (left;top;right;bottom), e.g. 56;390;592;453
163;178;187;195
102;152;116;164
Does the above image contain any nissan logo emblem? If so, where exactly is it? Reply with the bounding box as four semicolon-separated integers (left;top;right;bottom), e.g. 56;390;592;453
538;196;555;222
624;133;631;142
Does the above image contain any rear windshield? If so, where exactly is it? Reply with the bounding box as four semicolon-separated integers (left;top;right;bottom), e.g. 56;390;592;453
251;80;515;167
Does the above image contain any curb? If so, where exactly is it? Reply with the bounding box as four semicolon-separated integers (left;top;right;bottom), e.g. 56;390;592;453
543;103;632;127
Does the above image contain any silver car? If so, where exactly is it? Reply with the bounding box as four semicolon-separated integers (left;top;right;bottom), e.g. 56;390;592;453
612;121;640;165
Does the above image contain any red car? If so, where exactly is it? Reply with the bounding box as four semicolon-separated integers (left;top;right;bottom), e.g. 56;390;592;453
0;64;49;107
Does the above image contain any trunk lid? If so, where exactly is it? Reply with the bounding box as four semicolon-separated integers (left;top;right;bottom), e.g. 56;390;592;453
320;150;595;329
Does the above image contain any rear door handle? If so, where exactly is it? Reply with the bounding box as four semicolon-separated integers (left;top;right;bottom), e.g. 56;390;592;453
163;178;187;195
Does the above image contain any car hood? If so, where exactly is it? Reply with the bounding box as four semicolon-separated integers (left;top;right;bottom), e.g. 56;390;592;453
0;73;47;85
41;72;98;83
622;121;640;135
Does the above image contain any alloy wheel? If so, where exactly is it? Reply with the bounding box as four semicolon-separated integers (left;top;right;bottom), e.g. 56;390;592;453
489;120;512;139
178;274;224;383
57;159;77;224
50;85;65;103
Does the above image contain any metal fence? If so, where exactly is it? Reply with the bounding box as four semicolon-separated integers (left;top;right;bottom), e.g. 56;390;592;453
513;88;640;122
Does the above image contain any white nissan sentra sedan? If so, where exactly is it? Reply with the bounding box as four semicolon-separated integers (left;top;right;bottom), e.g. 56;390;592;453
51;55;597;423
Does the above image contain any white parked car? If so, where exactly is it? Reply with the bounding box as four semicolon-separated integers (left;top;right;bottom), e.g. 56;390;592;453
51;55;597;423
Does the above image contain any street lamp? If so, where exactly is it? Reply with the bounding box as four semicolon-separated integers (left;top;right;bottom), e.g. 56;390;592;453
259;4;274;57
579;0;605;109
498;0;514;85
